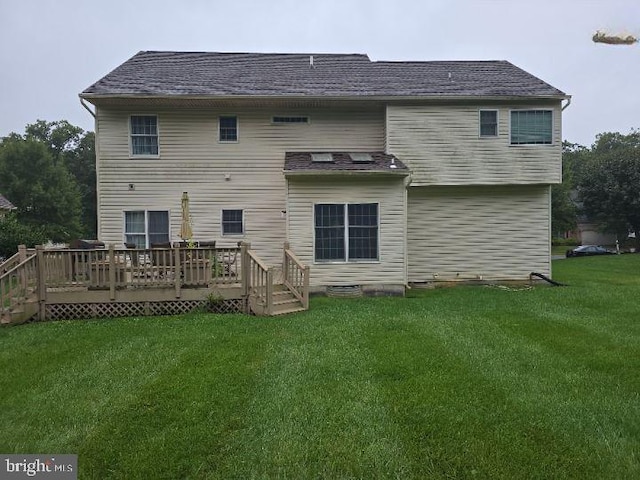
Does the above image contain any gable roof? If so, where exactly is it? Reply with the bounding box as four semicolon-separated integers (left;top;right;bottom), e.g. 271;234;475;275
0;194;16;211
81;51;567;100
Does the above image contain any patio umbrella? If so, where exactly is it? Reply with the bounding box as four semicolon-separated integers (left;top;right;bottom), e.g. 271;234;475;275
179;191;193;241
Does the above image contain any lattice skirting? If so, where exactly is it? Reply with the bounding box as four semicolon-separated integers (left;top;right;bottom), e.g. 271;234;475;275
45;298;245;320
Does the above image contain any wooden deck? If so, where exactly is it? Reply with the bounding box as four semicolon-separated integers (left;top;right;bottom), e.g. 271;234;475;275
0;242;309;324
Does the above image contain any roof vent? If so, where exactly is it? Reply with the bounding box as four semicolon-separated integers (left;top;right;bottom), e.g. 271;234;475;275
350;153;373;163
311;153;333;163
310;55;314;68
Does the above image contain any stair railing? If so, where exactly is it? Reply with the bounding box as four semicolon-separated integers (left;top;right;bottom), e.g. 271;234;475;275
242;242;273;315
283;241;310;310
0;253;38;323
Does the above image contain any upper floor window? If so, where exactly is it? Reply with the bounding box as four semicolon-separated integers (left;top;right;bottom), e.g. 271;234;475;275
222;209;243;235
510;110;552;145
130;115;159;156
219;116;238;142
124;210;169;248
314;203;378;262
479;110;498;137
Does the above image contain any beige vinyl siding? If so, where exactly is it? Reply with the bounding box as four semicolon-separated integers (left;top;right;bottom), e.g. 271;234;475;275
386;103;562;186
408;185;550;281
287;177;407;288
95;104;384;264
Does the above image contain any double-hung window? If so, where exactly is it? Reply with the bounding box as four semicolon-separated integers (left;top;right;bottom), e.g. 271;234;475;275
130;115;159;155
314;203;378;262
219;116;238;142
510;110;553;145
222;209;243;235
124;210;169;248
479;110;498;137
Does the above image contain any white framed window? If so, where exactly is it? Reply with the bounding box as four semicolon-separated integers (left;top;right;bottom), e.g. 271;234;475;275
510;110;553;145
314;203;379;262
222;209;243;235
479;110;498;137
130;115;159;156
124;210;170;248
272;116;310;124
219;116;238;142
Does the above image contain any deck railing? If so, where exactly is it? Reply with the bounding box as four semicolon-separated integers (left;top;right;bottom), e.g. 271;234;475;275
0;254;38;321
39;244;242;293
283;241;310;310
243;243;273;315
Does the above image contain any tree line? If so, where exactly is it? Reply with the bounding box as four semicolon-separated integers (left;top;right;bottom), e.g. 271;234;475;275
0;120;96;258
553;130;640;246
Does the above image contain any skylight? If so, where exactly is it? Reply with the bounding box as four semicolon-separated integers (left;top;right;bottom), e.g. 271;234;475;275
311;153;334;163
350;153;373;163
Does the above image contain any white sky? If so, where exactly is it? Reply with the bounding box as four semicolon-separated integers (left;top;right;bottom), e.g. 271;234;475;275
1;0;638;147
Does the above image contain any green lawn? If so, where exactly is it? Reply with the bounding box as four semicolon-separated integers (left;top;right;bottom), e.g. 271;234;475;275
1;256;639;479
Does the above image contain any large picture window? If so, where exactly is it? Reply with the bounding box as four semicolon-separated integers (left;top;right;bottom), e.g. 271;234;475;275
124;210;169;247
314;203;378;262
130;115;159;155
510;110;552;145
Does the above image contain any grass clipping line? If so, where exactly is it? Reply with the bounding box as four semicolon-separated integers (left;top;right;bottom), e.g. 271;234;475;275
592;31;638;45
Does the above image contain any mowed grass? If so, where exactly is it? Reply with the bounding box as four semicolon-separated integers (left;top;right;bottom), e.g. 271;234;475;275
1;256;639;479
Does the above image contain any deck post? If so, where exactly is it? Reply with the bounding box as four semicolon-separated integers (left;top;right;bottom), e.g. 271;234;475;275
283;241;290;284
174;245;181;298
108;244;116;300
18;245;27;262
266;267;273;316
303;265;310;310
241;242;250;313
35;245;46;321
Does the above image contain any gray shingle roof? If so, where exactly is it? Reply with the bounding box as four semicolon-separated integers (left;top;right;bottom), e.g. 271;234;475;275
284;152;409;175
0;194;16;211
82;51;566;99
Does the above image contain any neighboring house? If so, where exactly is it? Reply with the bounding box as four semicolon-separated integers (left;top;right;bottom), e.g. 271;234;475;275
80;51;569;293
0;194;16;219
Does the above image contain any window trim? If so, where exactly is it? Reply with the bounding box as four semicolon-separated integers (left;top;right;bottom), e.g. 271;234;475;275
478;109;498;138
218;115;238;143
129;114;160;158
313;202;380;264
123;209;171;248
271;115;310;125
221;209;244;236
509;109;554;146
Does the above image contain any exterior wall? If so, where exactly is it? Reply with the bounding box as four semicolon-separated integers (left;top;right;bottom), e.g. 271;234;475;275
386;102;562;186
95;104;384;264
408;185;551;282
286;176;407;289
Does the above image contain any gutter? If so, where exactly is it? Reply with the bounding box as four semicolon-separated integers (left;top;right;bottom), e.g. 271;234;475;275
283;170;410;178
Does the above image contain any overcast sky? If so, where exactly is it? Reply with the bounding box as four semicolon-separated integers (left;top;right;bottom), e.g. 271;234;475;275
1;0;638;147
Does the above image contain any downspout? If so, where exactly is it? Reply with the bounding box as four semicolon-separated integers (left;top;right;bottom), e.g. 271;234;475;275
561;97;572;111
80;97;96;118
403;173;413;290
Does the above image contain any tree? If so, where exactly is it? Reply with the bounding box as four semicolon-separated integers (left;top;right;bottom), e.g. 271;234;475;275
578;131;640;245
0;213;47;259
551;142;583;237
25;119;84;162
0;137;82;242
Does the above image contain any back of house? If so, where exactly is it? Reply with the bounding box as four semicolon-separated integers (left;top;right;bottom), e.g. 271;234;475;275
80;51;568;293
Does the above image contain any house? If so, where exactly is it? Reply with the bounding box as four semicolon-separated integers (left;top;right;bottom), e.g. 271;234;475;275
0;194;16;219
80;51;569;294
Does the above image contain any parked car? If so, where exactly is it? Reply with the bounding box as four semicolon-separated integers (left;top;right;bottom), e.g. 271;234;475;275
566;245;614;258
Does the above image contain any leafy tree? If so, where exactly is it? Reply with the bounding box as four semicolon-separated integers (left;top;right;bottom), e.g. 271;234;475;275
0;213;47;259
578;131;640;245
25;119;84;162
0;137;82;241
